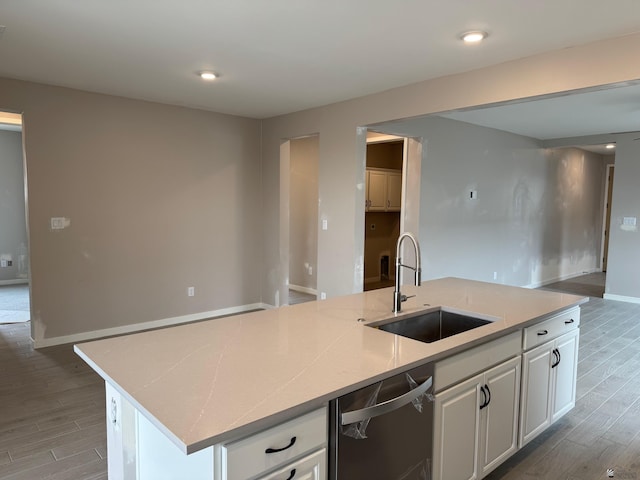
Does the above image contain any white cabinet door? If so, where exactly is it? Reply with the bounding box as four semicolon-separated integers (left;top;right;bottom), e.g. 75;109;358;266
434;356;522;480
552;329;579;422
433;373;482;480
480;357;520;477
520;329;580;448
386;172;402;211
257;449;326;480
366;170;387;211
520;343;554;447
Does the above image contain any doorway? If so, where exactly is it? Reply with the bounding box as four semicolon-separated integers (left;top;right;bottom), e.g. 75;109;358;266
0;111;31;325
364;132;405;291
286;135;319;305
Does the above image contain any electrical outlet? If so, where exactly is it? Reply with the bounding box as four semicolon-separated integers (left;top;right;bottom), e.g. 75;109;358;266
320;292;327;300
187;287;195;297
493;271;497;280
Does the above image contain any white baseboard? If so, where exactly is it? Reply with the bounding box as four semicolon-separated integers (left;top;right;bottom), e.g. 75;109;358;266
32;302;272;348
603;293;640;304
524;269;601;289
0;279;29;286
288;284;317;296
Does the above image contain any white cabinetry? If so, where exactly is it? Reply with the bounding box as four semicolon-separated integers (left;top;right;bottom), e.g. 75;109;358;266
137;412;214;480
480;358;521;477
104;393;326;480
519;307;580;447
365;168;401;212
105;382;138;480
433;356;520;480
221;407;327;480
257;449;325;480
520;329;579;446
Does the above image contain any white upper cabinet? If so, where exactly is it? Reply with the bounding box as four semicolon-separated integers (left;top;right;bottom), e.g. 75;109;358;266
365;168;402;212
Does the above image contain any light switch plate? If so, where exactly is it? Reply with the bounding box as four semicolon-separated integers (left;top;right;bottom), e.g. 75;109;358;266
51;217;70;230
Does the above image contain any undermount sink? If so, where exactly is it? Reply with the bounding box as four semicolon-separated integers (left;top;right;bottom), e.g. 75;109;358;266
372;309;493;343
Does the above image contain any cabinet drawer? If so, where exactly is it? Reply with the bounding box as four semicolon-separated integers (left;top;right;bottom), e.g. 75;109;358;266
222;408;327;480
523;307;580;351
257;449;326;480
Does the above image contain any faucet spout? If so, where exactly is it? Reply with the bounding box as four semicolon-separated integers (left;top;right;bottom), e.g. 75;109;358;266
393;232;422;313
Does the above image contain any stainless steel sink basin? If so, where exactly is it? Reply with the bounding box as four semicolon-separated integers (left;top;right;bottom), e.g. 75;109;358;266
372;309;493;343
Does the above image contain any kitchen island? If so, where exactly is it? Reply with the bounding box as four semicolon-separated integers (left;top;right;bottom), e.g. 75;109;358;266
74;277;588;480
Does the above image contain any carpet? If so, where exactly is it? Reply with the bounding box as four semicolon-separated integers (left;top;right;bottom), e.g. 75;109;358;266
0;284;30;324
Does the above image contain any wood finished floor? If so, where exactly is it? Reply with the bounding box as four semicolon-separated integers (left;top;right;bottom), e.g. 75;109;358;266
0;322;107;480
2;274;639;479
485;289;640;479
288;288;316;305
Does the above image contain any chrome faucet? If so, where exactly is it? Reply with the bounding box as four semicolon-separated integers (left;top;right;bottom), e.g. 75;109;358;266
393;232;422;313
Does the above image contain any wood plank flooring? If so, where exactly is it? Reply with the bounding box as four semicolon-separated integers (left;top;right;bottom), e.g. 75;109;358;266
288;288;316;305
2;273;639;479
0;322;107;480
541;272;606;299
485;295;640;480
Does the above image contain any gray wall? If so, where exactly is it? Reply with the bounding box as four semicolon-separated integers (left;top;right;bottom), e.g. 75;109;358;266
289;136;318;291
378;116;608;286
0;77;262;344
261;33;640;305
605;133;640;299
0;130;27;282
1;31;640;345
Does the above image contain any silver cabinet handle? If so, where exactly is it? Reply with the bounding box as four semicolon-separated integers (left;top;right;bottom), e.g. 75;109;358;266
341;375;432;425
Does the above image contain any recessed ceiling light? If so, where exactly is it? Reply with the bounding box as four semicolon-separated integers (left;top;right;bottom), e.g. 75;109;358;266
199;71;217;81
605;144;616;149
461;31;488;44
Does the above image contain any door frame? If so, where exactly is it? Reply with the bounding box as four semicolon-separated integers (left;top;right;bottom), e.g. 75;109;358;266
363;130;423;288
600;163;615;272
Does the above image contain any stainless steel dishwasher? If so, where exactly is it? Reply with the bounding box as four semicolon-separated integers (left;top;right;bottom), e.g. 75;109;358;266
329;362;434;480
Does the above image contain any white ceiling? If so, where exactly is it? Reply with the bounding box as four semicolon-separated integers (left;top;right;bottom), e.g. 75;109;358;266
1;1;640;119
438;83;640;141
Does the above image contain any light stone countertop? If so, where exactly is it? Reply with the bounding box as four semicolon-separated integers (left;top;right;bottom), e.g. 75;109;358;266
74;277;588;454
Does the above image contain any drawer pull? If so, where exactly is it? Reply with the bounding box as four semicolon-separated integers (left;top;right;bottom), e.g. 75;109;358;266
285;469;296;480
551;348;561;368
537;330;549;336
479;384;491;410
564;319;575;324
479;385;488;410
265;436;297;454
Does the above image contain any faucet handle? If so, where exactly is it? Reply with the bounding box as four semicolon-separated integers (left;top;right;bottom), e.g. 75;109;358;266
401;294;415;302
